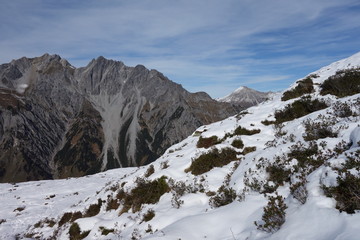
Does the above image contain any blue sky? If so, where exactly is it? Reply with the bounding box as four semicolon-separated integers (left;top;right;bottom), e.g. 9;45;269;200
1;0;359;98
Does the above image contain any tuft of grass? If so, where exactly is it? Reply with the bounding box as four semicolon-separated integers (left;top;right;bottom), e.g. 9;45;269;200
160;161;169;169
13;206;25;212
143;209;155;222
186;148;238;175
281;77;314;101
99;226;115;236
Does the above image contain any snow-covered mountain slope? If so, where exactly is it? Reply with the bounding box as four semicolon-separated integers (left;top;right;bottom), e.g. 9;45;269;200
218;86;272;110
1;52;360;240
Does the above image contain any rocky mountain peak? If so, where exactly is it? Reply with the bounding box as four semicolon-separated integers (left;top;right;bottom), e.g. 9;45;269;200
218;86;272;110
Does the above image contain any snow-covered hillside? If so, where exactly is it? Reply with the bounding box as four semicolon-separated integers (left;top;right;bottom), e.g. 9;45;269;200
1;52;360;240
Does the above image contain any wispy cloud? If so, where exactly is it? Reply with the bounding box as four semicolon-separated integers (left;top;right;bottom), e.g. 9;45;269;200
0;0;359;97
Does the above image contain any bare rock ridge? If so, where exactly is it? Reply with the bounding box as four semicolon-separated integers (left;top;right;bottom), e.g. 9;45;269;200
0;54;241;182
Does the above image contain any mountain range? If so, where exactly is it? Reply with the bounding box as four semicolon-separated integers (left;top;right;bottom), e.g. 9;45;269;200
0;54;269;182
0;52;359;239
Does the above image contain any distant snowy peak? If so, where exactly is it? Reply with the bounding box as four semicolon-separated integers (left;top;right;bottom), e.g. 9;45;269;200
218;86;272;109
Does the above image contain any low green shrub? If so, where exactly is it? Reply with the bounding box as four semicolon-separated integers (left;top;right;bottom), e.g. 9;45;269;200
333;140;351;155
275;97;328;123
34;219;52;228
197;136;221;148
324;172;360;214
234;126;260;136
273;123;287;138
332;102;355;118
342;150;360;171
290;180;308;204
255;195;287;233
242;146;256;155
143;209;155;222
186;148;238;175
106;198;120;211
282;77;314;101
231;139;244;149
14;207;25;212
209;185;237;208
56;210;83;229
160;160;169;169
122;176;170;212
69;222;90;240
59;212;73;227
303;119;338;141
266;165;291;186
261;182;278;194
71;212;83;222
99;226;115;236
288;142;320;168
144;164;155;178
261;119;276;126
84;199;102;217
320;68;360;97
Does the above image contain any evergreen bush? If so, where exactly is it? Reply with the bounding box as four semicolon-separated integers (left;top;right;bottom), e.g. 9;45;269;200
282;77;314;101
275;96;327;123
255;195;287;233
209;185;237;208
197;136;221;148
186;148;238;175
320;68;360;97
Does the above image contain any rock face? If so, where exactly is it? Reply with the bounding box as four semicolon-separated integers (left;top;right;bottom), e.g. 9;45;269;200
0;54;237;182
218;86;272;110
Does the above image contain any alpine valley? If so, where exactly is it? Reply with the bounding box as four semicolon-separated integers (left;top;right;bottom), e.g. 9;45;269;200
0;52;360;240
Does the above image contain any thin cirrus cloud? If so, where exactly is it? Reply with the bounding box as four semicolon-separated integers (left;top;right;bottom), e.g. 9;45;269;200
0;0;359;98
